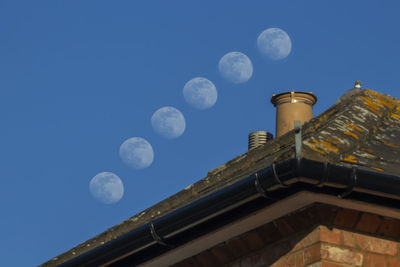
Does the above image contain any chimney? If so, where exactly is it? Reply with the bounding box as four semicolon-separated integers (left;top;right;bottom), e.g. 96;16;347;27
248;131;273;150
271;91;317;137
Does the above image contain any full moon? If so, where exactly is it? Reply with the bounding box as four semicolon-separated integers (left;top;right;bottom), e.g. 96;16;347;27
257;28;292;60
183;77;217;109
151;106;186;139
89;172;124;204
119;137;154;169
218;52;253;84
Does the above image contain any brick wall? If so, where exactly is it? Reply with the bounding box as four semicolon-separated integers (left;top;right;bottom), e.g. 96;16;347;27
173;205;400;267
227;225;400;267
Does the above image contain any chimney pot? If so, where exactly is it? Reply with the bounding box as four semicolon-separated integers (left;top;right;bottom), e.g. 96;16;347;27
271;91;317;137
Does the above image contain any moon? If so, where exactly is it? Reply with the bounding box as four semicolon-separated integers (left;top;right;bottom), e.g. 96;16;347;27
151;106;186;139
119;137;154;169
257;28;292;60
218;52;253;84
89;172;124;204
183;77;217;109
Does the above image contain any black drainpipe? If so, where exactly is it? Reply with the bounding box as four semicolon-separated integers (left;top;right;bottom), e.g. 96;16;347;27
59;158;400;267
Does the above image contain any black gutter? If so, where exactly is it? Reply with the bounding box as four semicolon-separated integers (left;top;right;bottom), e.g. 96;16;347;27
59;158;400;267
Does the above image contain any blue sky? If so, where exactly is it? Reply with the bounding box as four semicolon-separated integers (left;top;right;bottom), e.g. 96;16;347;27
2;1;400;266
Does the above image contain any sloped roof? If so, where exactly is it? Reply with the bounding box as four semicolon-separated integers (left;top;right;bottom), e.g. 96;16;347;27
302;89;400;175
42;89;400;266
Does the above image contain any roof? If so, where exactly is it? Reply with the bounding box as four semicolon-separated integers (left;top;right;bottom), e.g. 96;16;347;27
42;88;400;266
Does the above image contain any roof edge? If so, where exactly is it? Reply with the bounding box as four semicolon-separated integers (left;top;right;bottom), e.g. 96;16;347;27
57;157;400;266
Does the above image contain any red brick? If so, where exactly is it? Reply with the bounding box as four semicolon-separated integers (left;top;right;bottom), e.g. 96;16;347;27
292;226;342;253
296;253;304;267
271;254;296;267
355;233;398;256
389;257;400;267
365;253;387;267
377;218;400;238
342;230;355;247
320;226;342;245
292;227;320;252
321;244;363;266
303;243;322;265
333;209;359;228
356;213;382;233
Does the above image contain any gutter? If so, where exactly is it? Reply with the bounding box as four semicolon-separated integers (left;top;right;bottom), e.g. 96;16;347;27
59;158;400;267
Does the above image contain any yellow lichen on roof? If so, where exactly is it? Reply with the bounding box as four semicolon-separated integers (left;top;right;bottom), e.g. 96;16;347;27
365;89;396;110
358;89;399;117
303;138;339;155
345;122;364;132
392;113;400;120
382;140;400;149
302;89;400;168
343;155;358;163
395;105;400;114
344;130;359;140
359;95;383;113
392;104;400;120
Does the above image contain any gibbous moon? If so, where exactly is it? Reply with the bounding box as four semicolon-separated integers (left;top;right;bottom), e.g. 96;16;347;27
183;77;217;109
257;28;292;60
218;52;253;84
151;106;186;139
119;137;154;169
89;172;124;204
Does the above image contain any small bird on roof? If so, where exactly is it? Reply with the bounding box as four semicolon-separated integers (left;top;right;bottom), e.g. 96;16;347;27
335;80;363;104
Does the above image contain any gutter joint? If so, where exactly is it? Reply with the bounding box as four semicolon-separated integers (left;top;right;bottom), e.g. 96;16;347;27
338;166;358;199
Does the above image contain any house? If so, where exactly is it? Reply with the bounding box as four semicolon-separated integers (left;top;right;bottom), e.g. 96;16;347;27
42;83;400;266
